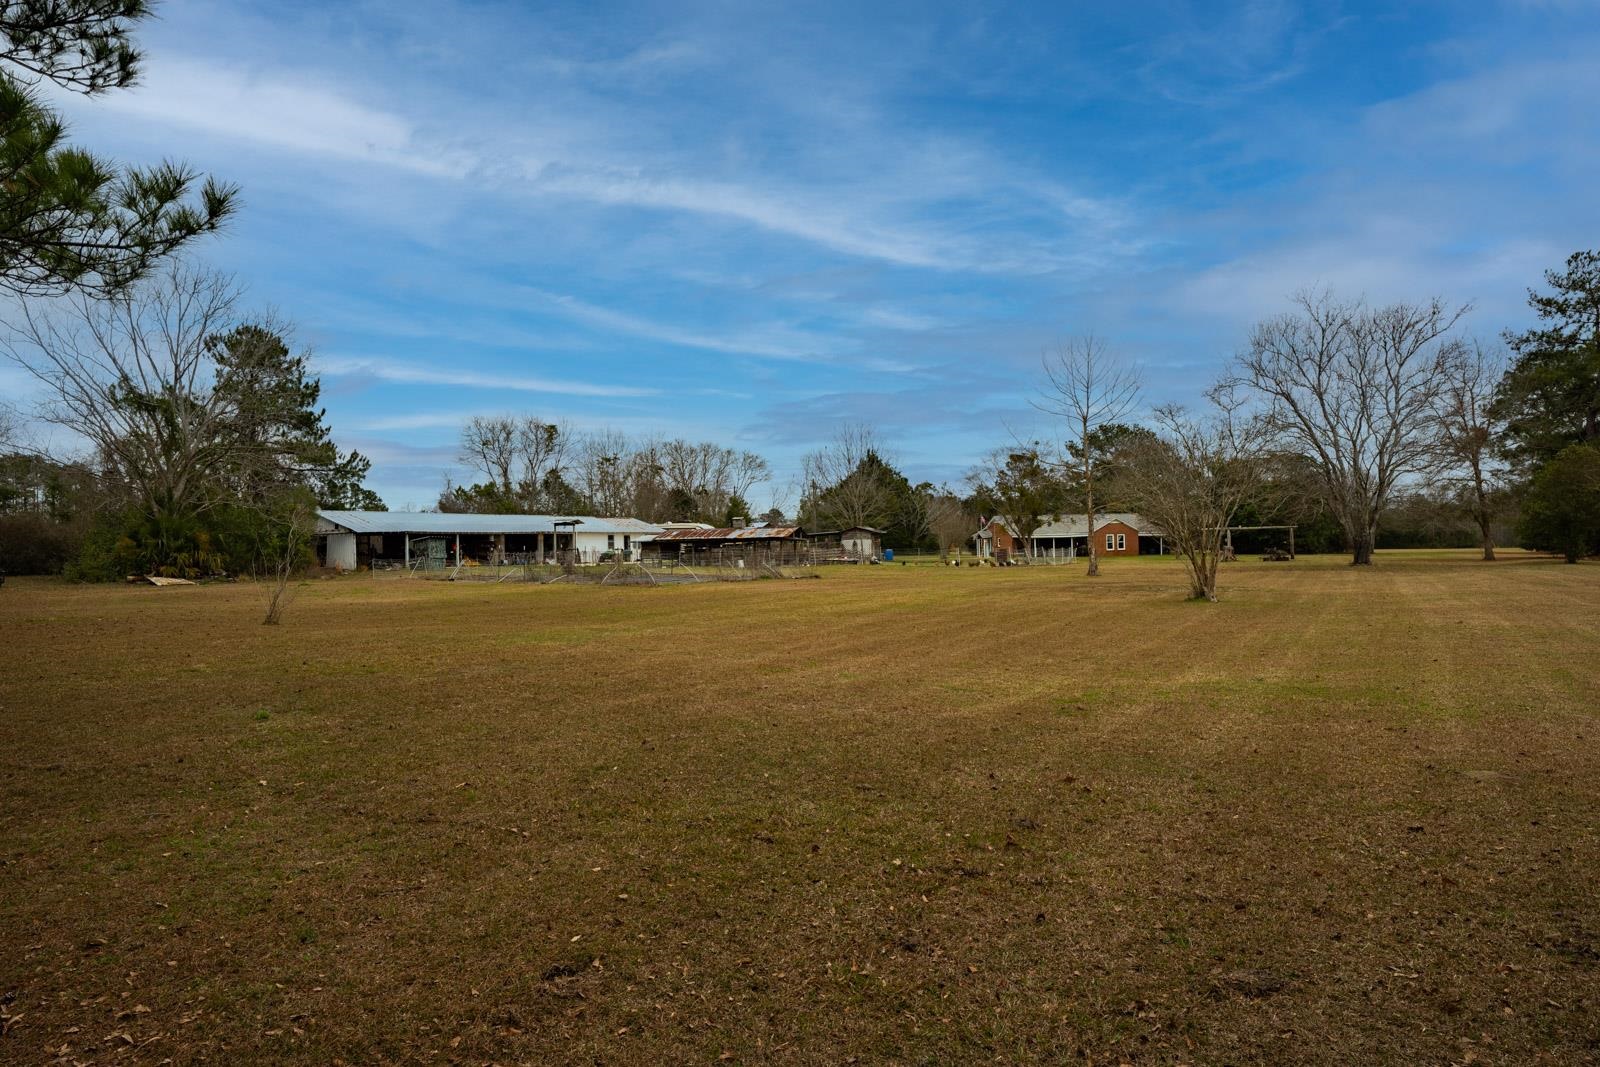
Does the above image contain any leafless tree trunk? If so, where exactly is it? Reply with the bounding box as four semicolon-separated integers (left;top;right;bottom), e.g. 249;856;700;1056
1036;337;1140;576
1229;291;1467;565
1117;390;1269;601
1434;342;1505;561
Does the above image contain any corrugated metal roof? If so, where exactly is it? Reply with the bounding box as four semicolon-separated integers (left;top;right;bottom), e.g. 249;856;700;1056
317;511;665;536
650;525;805;541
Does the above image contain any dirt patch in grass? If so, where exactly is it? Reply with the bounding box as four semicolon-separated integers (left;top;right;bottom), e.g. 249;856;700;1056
2;551;1598;1063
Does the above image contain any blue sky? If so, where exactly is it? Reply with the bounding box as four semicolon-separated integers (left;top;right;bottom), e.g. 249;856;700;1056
33;0;1600;509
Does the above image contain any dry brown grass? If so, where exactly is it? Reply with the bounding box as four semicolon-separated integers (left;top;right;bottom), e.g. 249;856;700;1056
2;551;1598;1065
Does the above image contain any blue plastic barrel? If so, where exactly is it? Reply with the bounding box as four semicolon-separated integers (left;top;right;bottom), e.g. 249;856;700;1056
884;549;894;561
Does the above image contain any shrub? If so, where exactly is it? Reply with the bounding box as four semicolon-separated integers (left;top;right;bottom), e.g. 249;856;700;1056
0;512;85;574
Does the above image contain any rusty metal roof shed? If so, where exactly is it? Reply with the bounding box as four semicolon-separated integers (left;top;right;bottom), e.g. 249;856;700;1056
650;525;806;541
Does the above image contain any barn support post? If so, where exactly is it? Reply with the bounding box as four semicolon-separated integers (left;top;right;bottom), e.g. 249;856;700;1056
1289;526;1296;559
404;533;411;569
455;533;461;565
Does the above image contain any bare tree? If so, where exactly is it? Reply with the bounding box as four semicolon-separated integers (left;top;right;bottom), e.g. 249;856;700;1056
1117;390;1270;601
0;403;17;451
622;436;670;522
1036;336;1140;575
928;491;979;559
1;264;242;526
459;415;520;496
455;415;573;510
1434;342;1506;561
260;495;314;625
573;429;637;517
654;439;769;522
802;423;895;531
899;485;934;551
1230;291;1467;565
729;449;770;507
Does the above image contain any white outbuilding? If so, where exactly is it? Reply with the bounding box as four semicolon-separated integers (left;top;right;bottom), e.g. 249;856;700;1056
314;511;663;570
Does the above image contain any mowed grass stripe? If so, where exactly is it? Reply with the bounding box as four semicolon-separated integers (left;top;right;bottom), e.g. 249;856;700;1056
2;551;1598;1063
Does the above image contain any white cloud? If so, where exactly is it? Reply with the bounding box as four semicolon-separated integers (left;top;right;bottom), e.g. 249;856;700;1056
70;47;1132;276
529;168;957;269
521;287;843;362
313;356;657;397
87;57;470;177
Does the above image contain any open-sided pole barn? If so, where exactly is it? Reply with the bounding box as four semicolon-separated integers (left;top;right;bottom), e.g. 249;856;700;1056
315;511;664;571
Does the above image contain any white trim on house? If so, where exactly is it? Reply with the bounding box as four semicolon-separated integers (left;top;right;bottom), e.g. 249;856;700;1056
974;513;1165;559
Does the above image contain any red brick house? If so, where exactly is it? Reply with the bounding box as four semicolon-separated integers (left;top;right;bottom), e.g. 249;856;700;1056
974;513;1165;561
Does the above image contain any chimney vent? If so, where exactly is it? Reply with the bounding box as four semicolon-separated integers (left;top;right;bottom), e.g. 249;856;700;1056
732;516;747;528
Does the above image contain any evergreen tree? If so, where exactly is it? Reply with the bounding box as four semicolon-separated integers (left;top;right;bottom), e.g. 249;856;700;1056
1063;422;1158;511
1495;251;1600;474
1519;444;1600;563
722;494;752;527
967;447;1069;557
1;2;235;296
207;324;380;511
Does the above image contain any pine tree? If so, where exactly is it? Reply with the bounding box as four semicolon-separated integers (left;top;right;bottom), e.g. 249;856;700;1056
1;2;235;296
1495;251;1600;474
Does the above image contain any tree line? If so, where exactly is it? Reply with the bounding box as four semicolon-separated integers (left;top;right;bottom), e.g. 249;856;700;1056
964;256;1600;600
1;8;1595;598
0;4;377;590
437;416;771;528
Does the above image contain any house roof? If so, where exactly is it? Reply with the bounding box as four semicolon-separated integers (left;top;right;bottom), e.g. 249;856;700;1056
650;525;805;541
976;513;1166;539
316;511;664;536
809;526;886;537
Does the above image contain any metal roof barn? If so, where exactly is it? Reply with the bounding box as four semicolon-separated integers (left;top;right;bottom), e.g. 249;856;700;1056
316;511;663;536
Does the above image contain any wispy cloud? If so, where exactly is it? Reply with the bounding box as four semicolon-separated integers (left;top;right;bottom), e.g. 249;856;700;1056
313;356;657;398
89;58;470;177
75;42;1133;276
53;1;1598;510
527;168;961;269
521;288;842;362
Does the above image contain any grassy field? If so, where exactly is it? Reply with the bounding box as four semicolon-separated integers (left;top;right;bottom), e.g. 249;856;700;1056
3;552;1598;1064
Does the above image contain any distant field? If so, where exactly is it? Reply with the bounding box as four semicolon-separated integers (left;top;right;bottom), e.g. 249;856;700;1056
3;551;1598;1064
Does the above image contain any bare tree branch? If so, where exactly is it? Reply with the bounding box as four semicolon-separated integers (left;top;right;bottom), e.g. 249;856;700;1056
1225;291;1468;564
1034;336;1140;575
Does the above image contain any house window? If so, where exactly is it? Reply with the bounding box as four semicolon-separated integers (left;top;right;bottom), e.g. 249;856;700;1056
1116;533;1127;551
607;534;615;549
1105;533;1115;551
623;534;631;550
